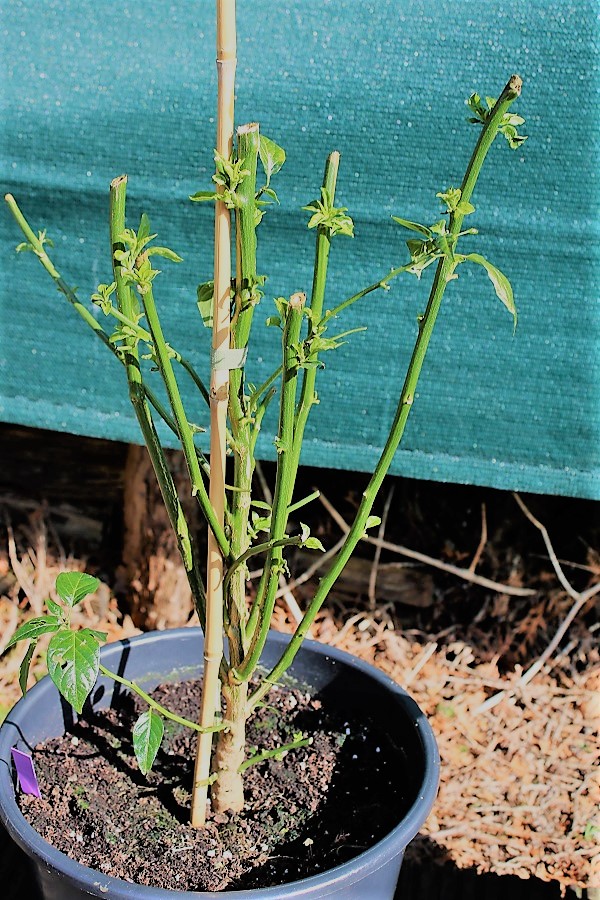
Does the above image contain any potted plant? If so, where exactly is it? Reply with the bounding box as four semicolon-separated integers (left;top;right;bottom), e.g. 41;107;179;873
0;1;526;896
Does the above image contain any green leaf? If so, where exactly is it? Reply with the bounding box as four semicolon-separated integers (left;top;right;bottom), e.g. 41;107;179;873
45;597;64;618
189;190;219;203
47;629;101;714
391;217;432;238
465;253;517;327
197;281;214;328
436;187;462;213
265;315;281;328
260;187;280;204
18;643;36;696
259;135;286;187
133;710;164;776
146;247;183;263
456;199;475;216
138;213;152;241
365;515;382;529
55;572;100;608
5;616;62;651
304;536;326;552
86;629;108;643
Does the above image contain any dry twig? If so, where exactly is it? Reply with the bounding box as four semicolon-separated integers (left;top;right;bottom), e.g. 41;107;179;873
318;491;536;598
475;493;600;713
368;484;395;609
468;502;488;573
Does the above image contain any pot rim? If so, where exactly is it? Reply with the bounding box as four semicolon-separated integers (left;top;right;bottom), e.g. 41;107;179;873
0;628;439;898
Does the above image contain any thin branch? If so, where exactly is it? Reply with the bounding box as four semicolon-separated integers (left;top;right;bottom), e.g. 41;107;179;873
475;493;600;713
468;502;488;573
368;484;395;610
318;492;535;598
254;460;314;630
274;535;347;600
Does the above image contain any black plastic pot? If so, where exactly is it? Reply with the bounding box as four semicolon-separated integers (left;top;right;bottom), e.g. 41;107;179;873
0;629;439;899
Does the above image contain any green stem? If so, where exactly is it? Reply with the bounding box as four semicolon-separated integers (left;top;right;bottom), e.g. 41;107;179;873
242;154;340;669
319;259;438;329
247;75;523;712
238;736;311;773
5;194;119;352
225;124;261;666
223;534;306;600
291;153;339;455
139;281;230;561
238;292;305;679
247;366;282;411
3;194;208;450
109;176;207;627
98;664;225;733
102;305;210;406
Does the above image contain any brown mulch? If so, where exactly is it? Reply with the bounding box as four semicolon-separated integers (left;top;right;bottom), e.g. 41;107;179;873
1;500;598;894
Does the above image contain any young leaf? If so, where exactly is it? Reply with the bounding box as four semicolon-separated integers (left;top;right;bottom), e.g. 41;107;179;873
258;135;286;187
304;536;326;552
47;628;101;714
5;616;62;651
86;629;108;643
189;191;219;203
250;500;272;511
133;709;164;776
45;597;64;618
391;217;433;239
18;642;36;696
197;281;214;328
138;213;151;242
465;253;517;326
146;247;183;263
55;572;100;608
456;199;476;216
365;515;382;529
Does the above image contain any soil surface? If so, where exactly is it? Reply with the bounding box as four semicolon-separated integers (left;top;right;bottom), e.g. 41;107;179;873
18;678;412;892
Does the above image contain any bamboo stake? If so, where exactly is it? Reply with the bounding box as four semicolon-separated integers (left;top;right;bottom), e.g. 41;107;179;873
191;0;236;828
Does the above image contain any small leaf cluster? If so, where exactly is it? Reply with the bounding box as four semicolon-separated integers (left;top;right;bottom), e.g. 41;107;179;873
113;213;182;295
190;151;250;209
467;93;527;149
393;190;516;326
4;572;105;714
267;297;365;371
15;228;54;257
191;135;286;225
255;135;286;221
303;187;354;238
90;281;117;314
92;281;177;365
436;187;475;217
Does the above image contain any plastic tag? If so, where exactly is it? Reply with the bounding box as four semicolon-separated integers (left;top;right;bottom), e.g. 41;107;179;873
11;748;41;797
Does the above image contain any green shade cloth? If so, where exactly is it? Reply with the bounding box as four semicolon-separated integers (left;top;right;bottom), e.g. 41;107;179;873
1;1;599;499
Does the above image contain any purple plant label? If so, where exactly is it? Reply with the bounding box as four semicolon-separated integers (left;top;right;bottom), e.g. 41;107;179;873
11;748;41;798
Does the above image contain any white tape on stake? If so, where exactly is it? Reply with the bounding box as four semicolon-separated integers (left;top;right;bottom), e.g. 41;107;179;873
210;346;248;371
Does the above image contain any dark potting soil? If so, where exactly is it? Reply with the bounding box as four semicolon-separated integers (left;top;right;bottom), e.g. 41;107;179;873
18;677;413;892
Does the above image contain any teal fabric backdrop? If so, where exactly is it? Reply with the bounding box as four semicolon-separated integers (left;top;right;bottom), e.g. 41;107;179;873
1;1;599;499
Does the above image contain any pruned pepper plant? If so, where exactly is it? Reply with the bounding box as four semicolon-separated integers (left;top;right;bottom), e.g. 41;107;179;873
4;0;525;830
